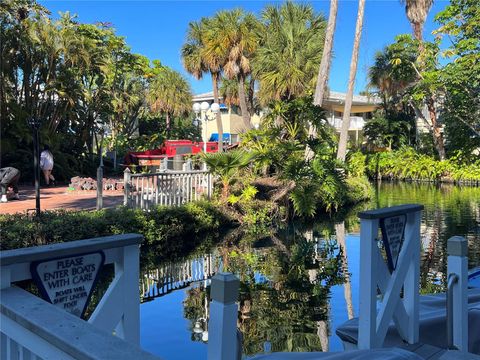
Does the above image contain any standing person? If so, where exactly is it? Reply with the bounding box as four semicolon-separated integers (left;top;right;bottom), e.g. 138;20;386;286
40;144;55;186
0;167;20;203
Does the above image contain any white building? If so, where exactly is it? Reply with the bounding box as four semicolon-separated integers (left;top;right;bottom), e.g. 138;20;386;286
192;91;381;144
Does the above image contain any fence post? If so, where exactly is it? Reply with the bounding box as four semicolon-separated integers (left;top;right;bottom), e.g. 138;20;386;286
123;168;131;207
208;273;240;360
358;204;423;349
447;236;468;351
207;173;212;199
96;166;103;210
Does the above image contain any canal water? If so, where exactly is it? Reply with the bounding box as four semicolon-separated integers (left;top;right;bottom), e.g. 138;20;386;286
139;182;480;359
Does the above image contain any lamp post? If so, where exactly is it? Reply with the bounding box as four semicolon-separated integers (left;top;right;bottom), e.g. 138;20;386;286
193;102;220;170
27;117;41;216
95;120;106;210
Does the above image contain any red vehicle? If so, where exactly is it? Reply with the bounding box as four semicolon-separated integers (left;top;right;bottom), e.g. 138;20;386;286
124;140;219;167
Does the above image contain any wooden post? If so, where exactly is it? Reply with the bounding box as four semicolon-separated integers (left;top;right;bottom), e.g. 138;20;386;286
357;204;423;349
123;168;131;207
208;273;239;360
447;236;468;351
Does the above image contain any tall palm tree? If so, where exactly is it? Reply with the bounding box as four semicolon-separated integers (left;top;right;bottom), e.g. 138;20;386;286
400;1;445;159
400;0;433;43
337;0;366;162
254;2;326;105
313;0;338;107
182;19;224;151
205;9;259;130
148;66;192;135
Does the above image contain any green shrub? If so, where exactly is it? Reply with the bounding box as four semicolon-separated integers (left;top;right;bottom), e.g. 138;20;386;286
363;147;480;182
0;203;234;256
345;176;374;204
347;151;367;177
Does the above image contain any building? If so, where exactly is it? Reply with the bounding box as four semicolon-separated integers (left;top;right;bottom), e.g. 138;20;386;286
192;91;381;144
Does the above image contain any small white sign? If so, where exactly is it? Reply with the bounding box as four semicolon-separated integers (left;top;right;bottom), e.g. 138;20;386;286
380;215;406;272
31;252;104;318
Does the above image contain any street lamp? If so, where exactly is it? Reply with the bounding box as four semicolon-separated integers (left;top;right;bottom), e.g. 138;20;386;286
193;101;220;154
95;119;107;210
27;117;42;216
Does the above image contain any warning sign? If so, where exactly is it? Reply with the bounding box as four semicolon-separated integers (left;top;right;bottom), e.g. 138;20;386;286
31;252;104;318
380;215;406;272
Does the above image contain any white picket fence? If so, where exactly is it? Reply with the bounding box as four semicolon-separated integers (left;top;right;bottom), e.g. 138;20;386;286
124;170;213;210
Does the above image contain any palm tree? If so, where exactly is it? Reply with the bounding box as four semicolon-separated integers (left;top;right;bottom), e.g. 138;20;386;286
205;9;259;130
148;65;192;134
313;0;338;107
202;149;253;199
337;0;366;161
182;19;224;151
400;0;433;43
254;2;326;105
399;1;445;159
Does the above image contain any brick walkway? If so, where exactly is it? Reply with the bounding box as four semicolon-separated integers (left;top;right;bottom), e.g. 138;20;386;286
0;186;124;215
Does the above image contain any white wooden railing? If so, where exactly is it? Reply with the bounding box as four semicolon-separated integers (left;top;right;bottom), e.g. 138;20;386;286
124;169;213;210
0;234;161;360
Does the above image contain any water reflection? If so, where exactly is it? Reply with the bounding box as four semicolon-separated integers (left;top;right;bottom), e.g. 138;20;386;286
139;182;480;359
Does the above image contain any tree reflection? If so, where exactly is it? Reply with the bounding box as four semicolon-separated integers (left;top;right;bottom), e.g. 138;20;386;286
182;228;346;355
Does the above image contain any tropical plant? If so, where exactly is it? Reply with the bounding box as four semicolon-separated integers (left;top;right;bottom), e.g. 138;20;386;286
148;62;192;135
363;110;414;150
254;2;326;104
202;150;254;199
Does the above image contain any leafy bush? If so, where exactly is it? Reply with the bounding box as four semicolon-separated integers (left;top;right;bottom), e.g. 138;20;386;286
345;177;374;204
361;147;480;182
0;202;234;255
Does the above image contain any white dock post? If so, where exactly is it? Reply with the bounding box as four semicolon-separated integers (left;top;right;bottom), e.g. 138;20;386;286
358;204;423;349
447;236;468;351
208;273;239;360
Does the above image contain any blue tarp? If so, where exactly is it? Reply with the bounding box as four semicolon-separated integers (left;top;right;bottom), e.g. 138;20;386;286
209;133;230;141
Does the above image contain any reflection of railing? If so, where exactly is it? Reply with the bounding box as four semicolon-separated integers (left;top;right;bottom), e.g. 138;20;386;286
124;170;212;210
141;254;219;302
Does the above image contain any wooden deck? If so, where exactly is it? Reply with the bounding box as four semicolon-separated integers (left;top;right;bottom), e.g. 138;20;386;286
400;342;480;359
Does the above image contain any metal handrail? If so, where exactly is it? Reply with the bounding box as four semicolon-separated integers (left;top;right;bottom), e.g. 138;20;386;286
447;272;459;350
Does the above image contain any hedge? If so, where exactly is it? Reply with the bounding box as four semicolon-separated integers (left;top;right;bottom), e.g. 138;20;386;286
0;202;235;259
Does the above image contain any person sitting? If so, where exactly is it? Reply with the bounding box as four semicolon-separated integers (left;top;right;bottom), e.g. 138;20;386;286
0;167;21;203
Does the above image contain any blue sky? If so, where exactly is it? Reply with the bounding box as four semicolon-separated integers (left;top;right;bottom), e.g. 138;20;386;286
40;0;450;95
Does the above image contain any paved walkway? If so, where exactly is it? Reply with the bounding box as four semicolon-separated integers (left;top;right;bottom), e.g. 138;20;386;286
0;186;123;215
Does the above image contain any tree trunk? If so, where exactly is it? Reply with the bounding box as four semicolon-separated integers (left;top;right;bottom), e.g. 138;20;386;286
212;73;223;152
248;78;255;116
237;73;252;130
337;0;365;162
427;97;446;160
166;112;170;136
313;0;338;107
